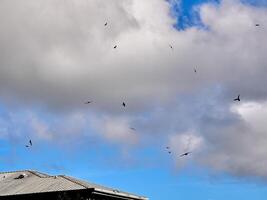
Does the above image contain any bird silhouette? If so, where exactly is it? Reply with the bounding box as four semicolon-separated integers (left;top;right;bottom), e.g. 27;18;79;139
194;68;197;73
122;102;126;107
114;45;117;49
166;146;170;149
104;22;108;26
25;139;32;148
85;101;92;104
234;95;240;101
180;151;192;157
168;151;171;154
130;127;136;131
255;24;260;27
169;44;173;49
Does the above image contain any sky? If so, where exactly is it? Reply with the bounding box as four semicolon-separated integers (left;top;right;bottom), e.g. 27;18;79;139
0;0;267;199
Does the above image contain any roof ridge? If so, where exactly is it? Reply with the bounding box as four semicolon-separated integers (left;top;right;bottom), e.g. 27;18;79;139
59;175;89;189
27;170;50;178
0;170;51;178
0;170;33;175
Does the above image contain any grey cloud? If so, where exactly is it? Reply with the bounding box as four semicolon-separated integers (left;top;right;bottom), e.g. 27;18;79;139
0;0;266;111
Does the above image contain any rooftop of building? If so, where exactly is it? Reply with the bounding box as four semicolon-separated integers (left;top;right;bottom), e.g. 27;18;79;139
0;170;148;200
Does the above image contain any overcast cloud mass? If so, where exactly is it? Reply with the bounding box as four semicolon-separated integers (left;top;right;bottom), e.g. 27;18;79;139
0;0;267;180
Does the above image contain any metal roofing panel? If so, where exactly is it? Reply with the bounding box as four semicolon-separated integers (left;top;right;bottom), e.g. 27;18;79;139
0;170;148;200
62;175;148;200
0;171;84;196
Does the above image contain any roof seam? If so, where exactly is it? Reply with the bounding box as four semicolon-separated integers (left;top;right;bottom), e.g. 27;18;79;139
27;171;47;178
59;175;89;189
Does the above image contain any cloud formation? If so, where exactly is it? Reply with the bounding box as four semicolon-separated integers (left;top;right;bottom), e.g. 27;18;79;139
198;101;267;178
0;0;267;180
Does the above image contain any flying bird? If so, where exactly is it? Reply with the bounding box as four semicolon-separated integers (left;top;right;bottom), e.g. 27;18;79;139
85;101;92;104
180;151;192;157
114;45;117;49
255;24;260;27
104;22;108;26
168;151;171;154
234;95;240;102
25;139;32;148
194;68;197;73
166;146;170;149
130;127;136;131
169;44;173;49
122;102;126;107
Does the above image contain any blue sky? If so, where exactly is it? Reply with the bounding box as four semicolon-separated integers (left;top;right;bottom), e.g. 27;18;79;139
171;0;220;29
0;0;267;200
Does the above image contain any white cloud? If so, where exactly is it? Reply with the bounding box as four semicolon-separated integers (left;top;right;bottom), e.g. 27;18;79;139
30;114;53;140
92;116;139;146
231;101;267;132
198;101;267;178
169;131;204;168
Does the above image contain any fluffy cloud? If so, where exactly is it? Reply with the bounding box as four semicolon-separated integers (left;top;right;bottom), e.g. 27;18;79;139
92;116;139;145
168;131;204;168
197;101;267;178
0;0;267;179
0;0;266;108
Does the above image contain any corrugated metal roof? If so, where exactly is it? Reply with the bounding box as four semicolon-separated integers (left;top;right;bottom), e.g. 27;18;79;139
0;170;148;200
61;175;147;200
